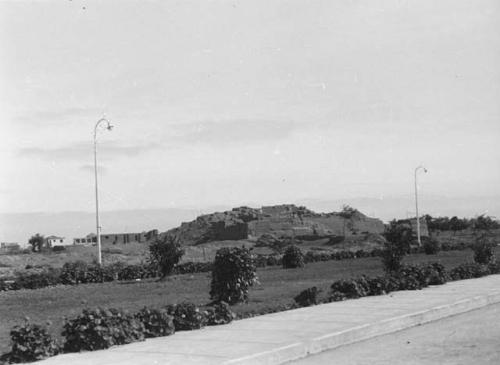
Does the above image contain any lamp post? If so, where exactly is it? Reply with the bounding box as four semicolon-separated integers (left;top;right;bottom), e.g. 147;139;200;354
94;117;113;265
414;165;427;246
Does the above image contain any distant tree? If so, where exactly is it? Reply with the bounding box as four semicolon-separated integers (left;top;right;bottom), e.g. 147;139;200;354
449;216;468;235
338;205;358;219
28;234;45;252
471;215;500;232
148;235;184;280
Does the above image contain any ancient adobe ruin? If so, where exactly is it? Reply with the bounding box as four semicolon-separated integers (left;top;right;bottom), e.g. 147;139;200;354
164;204;386;246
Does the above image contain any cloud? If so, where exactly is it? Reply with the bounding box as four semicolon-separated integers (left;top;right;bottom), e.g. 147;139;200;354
18;141;160;161
15;107;103;125
173;119;298;145
17;119;298;162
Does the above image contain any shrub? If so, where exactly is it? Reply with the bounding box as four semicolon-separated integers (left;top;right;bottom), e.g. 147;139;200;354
449;262;490;281
330;278;369;300
205;302;235;326
381;221;411;272
380;243;407;273
59;261;89;285
282;245;305;269
392;265;428;290
7;321;59;363
294;287;320;307
210;247;258;304
62;308;145;352
366;276;394;296
51;245;66;252
135;307;175;338
148;235;184;279
472;236;495;265
118;264;147;281
422;263;449;285
14;268;61;290
254;254;268;268
166;302;207;331
266;255;281;266
174;262;212;275
422;238;440;255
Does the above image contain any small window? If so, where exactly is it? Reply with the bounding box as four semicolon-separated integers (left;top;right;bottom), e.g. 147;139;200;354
60;239;63;243
105;235;109;239
76;239;80;243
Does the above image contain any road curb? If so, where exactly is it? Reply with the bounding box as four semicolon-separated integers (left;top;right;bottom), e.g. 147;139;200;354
225;289;500;365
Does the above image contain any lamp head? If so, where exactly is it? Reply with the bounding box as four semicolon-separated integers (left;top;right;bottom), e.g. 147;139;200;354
107;123;113;131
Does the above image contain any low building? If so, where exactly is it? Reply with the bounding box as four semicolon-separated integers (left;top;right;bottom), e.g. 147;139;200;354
73;230;158;246
0;242;21;252
101;232;147;244
73;233;97;246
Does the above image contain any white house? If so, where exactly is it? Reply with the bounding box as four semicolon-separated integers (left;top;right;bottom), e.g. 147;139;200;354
45;235;70;246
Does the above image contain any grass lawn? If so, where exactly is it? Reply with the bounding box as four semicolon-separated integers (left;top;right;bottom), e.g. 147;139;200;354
0;248;497;354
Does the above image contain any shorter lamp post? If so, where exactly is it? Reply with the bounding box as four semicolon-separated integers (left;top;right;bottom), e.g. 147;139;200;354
414;165;427;246
94;117;113;266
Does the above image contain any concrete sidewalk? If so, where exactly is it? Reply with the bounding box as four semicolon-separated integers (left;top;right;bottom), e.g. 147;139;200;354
36;275;500;365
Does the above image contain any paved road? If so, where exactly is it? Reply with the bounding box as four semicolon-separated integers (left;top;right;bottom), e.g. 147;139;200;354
290;303;500;365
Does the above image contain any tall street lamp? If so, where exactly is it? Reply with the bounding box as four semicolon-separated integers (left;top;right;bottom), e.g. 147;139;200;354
94;117;113;265
414;165;427;246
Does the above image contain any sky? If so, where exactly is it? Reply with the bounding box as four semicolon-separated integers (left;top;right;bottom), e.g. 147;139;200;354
0;0;499;221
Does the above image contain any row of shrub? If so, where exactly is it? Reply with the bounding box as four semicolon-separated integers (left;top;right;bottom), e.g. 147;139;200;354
0;261;214;292
294;261;500;307
255;239;480;269
1;301;235;364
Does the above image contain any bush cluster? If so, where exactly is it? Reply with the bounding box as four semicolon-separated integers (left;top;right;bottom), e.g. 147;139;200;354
294;286;320;307
422;238;441;255
148;236;185;279
134;307;175;338
173;262;213;275
0;300;235;362
472;236;496;265
4;322;59;363
13;269;61;290
449;262;490;280
62;308;146;352
282;245;305;269
205;302;235;326
210;247;258;304
166;302;208;331
294;261;497;308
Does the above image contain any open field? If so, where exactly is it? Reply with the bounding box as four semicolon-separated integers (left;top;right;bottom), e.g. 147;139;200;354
1;248;498;354
0;243;149;277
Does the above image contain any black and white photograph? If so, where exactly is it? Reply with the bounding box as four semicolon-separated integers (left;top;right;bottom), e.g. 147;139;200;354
0;1;499;364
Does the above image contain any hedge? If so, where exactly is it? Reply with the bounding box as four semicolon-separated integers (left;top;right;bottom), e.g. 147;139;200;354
2;302;235;363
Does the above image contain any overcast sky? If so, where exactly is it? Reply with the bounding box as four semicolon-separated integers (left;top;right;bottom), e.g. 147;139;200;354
1;0;499;216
